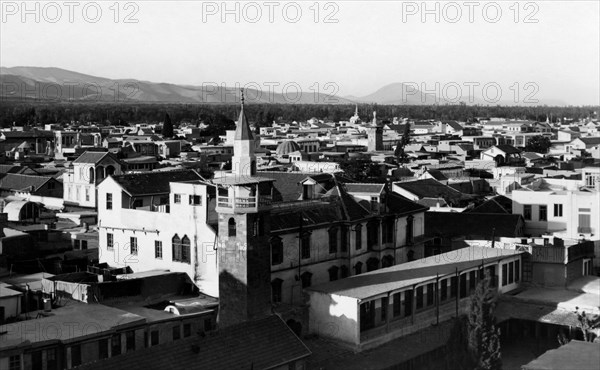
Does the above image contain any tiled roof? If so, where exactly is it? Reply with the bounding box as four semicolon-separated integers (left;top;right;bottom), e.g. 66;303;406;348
0;173;52;192
394;179;473;204
78;315;311;370
425;212;523;238
385;192;429;214
109;170;202;196
345;183;385;194
0;165;29;174
1;129;54;138
72;151;118;164
580;137;600;146
494;145;521;154
271;203;343;232
469;195;512;214
425;170;448;181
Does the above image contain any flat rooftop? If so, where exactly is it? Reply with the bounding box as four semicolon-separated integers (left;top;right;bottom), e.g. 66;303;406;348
307;246;522;300
522;340;600;370
0;302;145;351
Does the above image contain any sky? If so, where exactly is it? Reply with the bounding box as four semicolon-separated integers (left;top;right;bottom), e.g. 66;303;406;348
1;0;599;105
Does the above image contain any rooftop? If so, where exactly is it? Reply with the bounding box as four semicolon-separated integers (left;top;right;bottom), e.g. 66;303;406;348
522;341;600;370
307;246;522;300
78;315;311;370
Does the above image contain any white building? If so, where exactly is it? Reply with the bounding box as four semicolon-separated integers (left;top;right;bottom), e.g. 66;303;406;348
63;151;123;208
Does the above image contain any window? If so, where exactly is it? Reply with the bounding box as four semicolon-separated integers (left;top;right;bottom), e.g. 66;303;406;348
228;218;236;237
340;226;348;252
354;262;363;275
367;221;379;250
252;217;264;237
300;271;312;288
393;292;401;317
355;225;362;250
9;355;20;370
406;216;414;244
426;283;434;306
523;205;532;220
370;196;379;211
502;263;508;286
106;193;113;210
301;233;311;259
111;334;121;356
271;237;283;265
469;271;477;291
107;233;114;250
71;345;82;367
172;235;181;261
539;205;547;221
126;330;135;352
99;339;109;359
189;195;202;205
47;349;57;370
404;290;413;317
130;237;138;255
450;276;458;298
181;236;191;263
150;331;159;346
583;259;592;276
381;297;389;321
440;279;448;301
132;198;143;208
416;286;424;309
509;262;514;284
183;323;191;337
172;326;181;340
174;194;181;204
328;228;338;254
515;260;520;282
585;174;597;188
554;204;563;217
85;187;90;201
578;211;592;233
460;274;467;298
155;241;163;259
328;266;339;281
81;240;88;250
271;278;283;303
384;218;394;244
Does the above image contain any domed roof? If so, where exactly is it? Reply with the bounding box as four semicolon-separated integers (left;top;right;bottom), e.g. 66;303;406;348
275;140;301;156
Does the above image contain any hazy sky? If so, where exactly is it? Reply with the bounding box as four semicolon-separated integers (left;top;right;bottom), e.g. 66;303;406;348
1;0;599;105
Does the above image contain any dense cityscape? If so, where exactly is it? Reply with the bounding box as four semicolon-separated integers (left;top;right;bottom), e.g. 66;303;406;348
1;1;599;370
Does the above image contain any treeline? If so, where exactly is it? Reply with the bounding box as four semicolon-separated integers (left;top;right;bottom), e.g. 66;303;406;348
1;99;597;133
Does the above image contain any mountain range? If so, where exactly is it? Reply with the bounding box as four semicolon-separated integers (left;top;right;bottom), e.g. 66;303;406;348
0;66;568;106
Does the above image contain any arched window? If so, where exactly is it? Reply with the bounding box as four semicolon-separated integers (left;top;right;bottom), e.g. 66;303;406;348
271;278;283;303
228;218;236;238
88;167;95;184
354;262;363;275
106;165;116;176
181;236;191;263
300;271;312;288
172;235;181;261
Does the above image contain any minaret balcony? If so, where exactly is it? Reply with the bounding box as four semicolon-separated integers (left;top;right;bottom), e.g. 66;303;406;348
216;195;272;213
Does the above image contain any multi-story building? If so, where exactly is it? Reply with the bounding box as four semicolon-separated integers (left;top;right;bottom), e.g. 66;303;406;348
63;151;123;208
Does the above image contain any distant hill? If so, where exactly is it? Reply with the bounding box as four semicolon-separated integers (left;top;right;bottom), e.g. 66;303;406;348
0;66;569;106
347;82;568;106
0;66;354;105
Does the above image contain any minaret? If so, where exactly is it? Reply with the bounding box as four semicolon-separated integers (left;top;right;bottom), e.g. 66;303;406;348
215;89;274;328
231;89;256;179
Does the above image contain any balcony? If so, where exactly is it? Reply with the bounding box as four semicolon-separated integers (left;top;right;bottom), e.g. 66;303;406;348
216;195;272;213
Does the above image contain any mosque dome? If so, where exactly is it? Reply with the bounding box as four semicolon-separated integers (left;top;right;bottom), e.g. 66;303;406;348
275;140;302;156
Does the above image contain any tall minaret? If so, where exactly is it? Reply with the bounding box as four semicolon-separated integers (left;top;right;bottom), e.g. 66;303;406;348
231;89;256;178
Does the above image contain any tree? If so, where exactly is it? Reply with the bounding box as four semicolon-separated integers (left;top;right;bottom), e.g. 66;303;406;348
524;135;552;154
394;122;411;163
162;112;174;138
467;274;502;370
